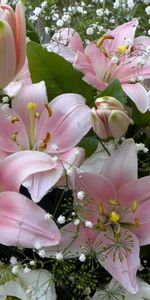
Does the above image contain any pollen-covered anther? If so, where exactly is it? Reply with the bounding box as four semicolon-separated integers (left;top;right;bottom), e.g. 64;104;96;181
11;116;19;123
98;203;105;216
117;44;128;54
108;199;120;206
97;34;114;48
34;112;40;119
45;104;52;117
96;219;106;231
39;132;51;151
134;218;140;228
110;211;120;223
27;101;37;111
131;200;138;213
11;131;18;142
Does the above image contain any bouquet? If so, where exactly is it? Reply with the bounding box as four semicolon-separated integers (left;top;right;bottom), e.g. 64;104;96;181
0;0;150;299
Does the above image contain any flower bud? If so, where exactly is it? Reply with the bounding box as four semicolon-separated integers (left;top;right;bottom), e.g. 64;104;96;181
92;96;133;139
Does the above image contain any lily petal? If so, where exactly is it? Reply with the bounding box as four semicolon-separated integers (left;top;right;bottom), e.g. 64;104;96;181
0;191;60;248
122;83;149;113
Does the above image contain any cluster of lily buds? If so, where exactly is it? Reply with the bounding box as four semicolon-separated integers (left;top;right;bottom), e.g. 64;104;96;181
92;96;133;139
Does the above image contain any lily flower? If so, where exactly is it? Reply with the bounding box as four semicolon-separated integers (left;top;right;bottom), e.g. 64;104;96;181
74;19;150;113
0;81;91;201
46;140;150;294
0;191;60;248
0;1;26;89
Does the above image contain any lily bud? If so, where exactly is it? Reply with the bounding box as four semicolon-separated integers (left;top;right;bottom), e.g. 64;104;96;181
0;1;26;89
92;96;133;139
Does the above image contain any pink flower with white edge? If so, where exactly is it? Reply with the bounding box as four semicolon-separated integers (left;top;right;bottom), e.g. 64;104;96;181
0;1;26;89
46;140;150;294
92;96;133;139
0;81;91;202
0;191;60;248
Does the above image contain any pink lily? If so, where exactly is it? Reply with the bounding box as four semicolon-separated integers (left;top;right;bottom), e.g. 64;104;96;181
0;1;26;89
0;81;91;201
0;191;60;248
74;19;150;113
47;140;150;294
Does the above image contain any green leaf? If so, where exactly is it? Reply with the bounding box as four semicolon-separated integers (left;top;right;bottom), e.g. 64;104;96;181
132;103;150;127
99;79;126;104
27;42;96;104
26;21;40;44
78;136;98;158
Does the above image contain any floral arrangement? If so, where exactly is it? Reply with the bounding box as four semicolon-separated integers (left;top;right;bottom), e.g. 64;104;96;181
0;0;150;299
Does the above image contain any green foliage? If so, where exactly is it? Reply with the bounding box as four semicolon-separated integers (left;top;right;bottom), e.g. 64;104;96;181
27;41;96;104
99;80;126;105
26;21;40;43
78;136;98;158
132;103;150;128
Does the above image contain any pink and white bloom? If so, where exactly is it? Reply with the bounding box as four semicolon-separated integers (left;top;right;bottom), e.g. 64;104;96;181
47;140;150;294
74;19;150;112
0;1;26;89
0;191;60;248
0;81;91;201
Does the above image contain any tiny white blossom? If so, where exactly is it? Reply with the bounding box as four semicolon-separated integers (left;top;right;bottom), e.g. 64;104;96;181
96;9;103;16
145;6;150;15
74;218;80;226
56;252;63;260
41;1;47;9
86;27;94;35
2;96;9;103
10;256;17;265
29;260;35;266
77;191;85;200
57;215;66;224
111;56;119;64
56;19;64;27
12;265;19;274
45;27;49;34
79;253;86;262
85;220;93;228
135;143;149;153
38;249;46;258
44;213;52;220
62;14;70;22
33;7;42;16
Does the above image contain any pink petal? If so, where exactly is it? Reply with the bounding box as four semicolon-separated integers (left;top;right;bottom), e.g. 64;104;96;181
0;150;58;192
60;147;85;170
0;191;60;248
37;93;92;153
83;73;107;90
15;0;26;73
23;165;63;202
96;227;140;294
12;81;48;130
103;19;138;53
0;5;16;39
118;176;150;223
101;139;137;189
122;83;149;113
0;19;16;88
132;223;150;246
52;27;83;52
74;50;95;75
134;36;150;47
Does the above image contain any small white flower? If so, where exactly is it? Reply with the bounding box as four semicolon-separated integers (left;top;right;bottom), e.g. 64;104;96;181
51;143;58;151
77;191;85;200
74;218;80;226
38;249;46;258
57;215;66;224
56;19;64;27
56;252;63;260
41;1;47;9
62;14;70;22
33;7;42;16
44;213;52;220
111;55;119;64
96;8;103;16
145;6;150;15
45;27;50;34
79;253;86;262
29;260;35;266
12;265;19;274
10;256;17;266
85;220;93;228
86;27;94;35
148;29;150;35
135;143;149;153
2;96;9;103
66;168;73;175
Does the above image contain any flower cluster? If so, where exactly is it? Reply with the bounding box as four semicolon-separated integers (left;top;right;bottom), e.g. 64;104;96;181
0;0;150;299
